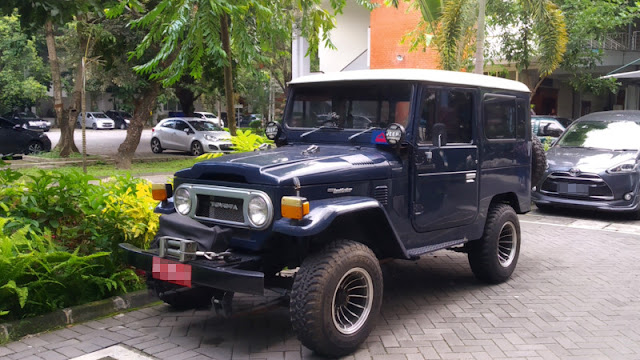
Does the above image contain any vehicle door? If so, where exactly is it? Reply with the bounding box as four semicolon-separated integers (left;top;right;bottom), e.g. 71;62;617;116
173;120;192;151
411;86;479;234
157;120;176;149
0;118;27;154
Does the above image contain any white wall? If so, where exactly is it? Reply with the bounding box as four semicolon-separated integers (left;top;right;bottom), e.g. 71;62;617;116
319;1;370;73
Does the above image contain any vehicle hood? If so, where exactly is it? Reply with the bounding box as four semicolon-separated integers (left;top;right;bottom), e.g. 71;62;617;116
175;144;397;186
202;131;231;140
546;146;639;173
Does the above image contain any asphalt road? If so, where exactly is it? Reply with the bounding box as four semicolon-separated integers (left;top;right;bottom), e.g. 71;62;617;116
46;128;189;158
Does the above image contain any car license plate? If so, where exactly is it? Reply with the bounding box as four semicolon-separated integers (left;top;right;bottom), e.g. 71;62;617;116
558;183;589;195
152;257;192;287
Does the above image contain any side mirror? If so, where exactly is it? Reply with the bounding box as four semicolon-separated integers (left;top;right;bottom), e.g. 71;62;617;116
432;123;447;147
183;128;192;134
13;124;21;130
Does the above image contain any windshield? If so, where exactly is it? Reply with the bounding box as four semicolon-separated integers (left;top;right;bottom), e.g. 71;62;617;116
202;114;217;119
556;120;640;150
285;81;413;130
188;120;222;131
92;113;109;119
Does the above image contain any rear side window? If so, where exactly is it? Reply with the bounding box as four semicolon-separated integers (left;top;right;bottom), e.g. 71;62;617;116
484;94;517;140
417;88;473;144
161;120;175;129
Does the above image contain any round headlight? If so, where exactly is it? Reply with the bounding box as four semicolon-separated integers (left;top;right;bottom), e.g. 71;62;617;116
265;121;280;140
248;195;269;227
174;188;192;215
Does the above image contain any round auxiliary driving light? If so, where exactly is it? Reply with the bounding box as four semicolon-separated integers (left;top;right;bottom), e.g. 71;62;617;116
174;187;192;215
265;121;280;140
385;123;406;145
624;192;634;201
248;195;269;227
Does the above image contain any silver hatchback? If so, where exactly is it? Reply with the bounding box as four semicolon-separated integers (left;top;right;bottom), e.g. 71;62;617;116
150;118;233;156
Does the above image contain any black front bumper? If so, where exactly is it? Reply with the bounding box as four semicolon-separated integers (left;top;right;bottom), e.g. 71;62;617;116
119;243;265;295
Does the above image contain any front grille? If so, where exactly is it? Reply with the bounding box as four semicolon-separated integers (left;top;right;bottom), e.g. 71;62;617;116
374;186;389;205
180;184;273;229
196;195;245;222
219;144;233;151
540;172;613;200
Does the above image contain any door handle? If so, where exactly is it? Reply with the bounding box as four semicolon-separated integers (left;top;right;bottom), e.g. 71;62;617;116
466;173;476;183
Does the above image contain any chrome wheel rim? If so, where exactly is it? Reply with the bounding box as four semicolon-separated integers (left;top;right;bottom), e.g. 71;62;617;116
497;221;517;268
151;139;160;152
331;267;373;335
192;143;202;156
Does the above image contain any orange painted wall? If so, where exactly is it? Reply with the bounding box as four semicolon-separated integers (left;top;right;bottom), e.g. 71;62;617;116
369;1;440;69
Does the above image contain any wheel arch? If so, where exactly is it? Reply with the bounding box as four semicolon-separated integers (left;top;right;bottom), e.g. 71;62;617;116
489;192;522;213
272;197;409;260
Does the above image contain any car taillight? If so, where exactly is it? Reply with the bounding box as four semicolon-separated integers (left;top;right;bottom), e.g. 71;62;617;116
151;128;154;133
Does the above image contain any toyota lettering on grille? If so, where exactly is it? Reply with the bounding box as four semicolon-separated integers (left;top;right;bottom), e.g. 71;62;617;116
211;202;239;211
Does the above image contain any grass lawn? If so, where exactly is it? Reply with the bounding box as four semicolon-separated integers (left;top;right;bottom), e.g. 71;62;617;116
17;158;198;178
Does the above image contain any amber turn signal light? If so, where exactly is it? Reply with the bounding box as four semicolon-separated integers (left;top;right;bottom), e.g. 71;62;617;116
281;196;310;220
152;183;173;201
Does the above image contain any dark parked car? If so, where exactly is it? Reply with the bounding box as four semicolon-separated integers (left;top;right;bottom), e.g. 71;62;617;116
533;110;640;217
0;117;51;155
119;69;544;357
2;111;51;132
105;110;131;129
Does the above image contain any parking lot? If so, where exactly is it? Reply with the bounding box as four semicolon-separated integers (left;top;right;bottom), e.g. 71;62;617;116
1;217;639;360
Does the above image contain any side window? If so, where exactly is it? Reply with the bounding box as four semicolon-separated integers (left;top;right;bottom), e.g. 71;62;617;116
484;95;517;140
161;120;175;129
174;121;189;132
417;88;473;144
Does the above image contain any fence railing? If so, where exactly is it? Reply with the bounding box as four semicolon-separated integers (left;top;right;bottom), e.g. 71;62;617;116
588;32;640;51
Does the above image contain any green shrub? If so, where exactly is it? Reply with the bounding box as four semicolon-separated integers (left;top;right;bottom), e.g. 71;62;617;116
249;119;262;130
0;168;158;319
197;130;273;161
0;218;140;320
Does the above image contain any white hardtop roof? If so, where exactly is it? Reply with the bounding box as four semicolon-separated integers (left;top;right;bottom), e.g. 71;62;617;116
289;69;530;93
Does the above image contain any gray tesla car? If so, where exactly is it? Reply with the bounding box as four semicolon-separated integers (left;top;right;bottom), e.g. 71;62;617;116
533;110;640;217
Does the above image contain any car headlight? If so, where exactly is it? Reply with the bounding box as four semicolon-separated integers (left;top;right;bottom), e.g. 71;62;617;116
174;187;192;215
607;161;639;174
248;195;269;227
204;134;217;141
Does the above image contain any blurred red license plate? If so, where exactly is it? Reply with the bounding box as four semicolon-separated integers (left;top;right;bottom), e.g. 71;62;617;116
152;257;192;288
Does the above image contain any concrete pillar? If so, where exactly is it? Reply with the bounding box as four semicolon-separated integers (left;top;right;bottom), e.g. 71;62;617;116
291;31;310;80
625;85;640;110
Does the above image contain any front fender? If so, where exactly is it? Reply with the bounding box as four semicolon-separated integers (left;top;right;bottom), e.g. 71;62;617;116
272;196;409;259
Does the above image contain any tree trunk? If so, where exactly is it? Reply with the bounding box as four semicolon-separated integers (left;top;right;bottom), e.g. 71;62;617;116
474;0;486;74
175;83;196;117
115;82;162;169
220;13;236;136
44;20;65;130
58;61;83;157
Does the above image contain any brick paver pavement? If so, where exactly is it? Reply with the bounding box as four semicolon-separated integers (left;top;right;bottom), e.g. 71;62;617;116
2;220;640;360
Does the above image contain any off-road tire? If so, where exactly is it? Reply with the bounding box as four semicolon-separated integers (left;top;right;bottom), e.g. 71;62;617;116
531;135;546;187
468;204;521;284
150;138;163;153
191;141;203;156
290;240;383;357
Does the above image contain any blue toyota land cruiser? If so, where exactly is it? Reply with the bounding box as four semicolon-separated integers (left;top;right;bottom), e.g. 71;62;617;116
121;69;544;357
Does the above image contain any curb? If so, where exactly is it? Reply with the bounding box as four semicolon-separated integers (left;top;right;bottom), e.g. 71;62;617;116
0;290;158;344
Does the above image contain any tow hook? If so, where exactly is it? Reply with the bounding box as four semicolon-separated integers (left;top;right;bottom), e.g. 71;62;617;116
212;291;234;318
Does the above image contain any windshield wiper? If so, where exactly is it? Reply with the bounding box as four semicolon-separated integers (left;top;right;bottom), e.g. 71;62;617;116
348;127;381;141
300;124;342;138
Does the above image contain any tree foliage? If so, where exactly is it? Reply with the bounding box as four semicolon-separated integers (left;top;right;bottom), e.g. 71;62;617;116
391;0;567;83
0;14;50;114
558;0;640;95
